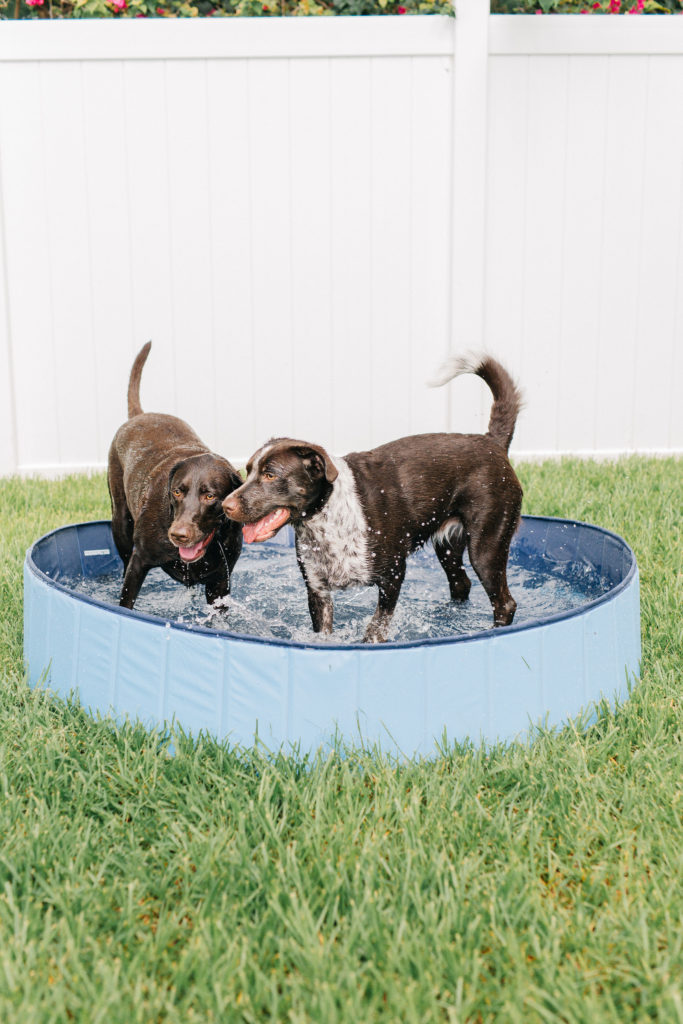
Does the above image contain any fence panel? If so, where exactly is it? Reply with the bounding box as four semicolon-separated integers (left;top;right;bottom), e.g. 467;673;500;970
1;13;682;475
486;17;683;456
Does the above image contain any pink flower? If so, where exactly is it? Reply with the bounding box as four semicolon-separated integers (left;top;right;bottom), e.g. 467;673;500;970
156;4;165;11
397;3;407;10
592;1;601;7
609;0;621;10
26;0;45;6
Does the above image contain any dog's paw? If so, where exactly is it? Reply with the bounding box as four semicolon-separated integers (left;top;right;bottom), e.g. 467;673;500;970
362;625;389;644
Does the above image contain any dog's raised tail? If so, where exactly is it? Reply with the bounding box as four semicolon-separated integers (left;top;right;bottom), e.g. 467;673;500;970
127;341;152;419
427;352;522;452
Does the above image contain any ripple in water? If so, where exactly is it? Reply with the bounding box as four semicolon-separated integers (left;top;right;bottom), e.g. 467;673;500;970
62;543;610;645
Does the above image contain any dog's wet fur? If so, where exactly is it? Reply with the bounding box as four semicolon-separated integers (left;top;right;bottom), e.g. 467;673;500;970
223;353;524;643
108;342;243;610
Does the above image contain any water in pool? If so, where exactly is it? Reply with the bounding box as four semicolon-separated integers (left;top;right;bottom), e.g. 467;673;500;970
61;542;610;645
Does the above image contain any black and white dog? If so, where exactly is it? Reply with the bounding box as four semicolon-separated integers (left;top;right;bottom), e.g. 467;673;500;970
222;354;523;643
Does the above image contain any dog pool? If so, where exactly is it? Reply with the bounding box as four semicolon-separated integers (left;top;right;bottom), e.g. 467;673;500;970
24;516;640;756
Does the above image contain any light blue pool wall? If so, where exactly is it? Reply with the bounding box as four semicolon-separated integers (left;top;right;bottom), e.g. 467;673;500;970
23;517;641;756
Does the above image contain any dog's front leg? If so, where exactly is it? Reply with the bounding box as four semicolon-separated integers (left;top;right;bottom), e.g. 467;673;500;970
205;573;229;607
119;549;150;609
206;533;243;608
307;585;333;634
363;567;405;644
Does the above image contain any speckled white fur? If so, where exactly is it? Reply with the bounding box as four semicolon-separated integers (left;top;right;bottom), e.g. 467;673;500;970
295;457;371;592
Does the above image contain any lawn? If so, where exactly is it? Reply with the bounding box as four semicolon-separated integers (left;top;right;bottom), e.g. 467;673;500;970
0;458;681;1023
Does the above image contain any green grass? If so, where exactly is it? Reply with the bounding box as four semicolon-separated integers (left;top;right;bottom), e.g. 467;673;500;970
0;458;681;1023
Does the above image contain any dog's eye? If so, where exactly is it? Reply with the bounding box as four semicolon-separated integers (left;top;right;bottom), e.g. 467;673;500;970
263;472;276;482
203;493;215;502
172;488;183;499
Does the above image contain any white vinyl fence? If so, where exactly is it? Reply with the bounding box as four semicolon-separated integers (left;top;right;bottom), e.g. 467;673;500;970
0;7;682;476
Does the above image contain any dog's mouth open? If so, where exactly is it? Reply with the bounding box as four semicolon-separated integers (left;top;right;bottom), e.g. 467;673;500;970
176;529;216;563
242;509;290;544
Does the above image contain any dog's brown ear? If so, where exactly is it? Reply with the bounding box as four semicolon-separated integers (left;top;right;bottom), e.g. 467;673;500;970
221;465;243;495
211;455;244;496
294;444;338;483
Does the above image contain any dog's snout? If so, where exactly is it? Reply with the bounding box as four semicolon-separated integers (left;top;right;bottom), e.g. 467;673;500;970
222;494;239;518
169;523;192;545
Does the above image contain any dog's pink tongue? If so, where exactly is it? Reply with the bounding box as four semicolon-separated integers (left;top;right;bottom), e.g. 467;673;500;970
179;535;210;561
242;508;290;544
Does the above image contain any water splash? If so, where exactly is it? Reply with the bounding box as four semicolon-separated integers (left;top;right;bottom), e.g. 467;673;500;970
63;543;610;645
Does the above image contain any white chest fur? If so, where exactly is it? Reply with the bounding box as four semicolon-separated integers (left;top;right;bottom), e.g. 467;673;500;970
295;457;371;592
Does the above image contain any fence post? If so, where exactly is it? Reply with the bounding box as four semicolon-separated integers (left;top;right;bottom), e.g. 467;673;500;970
0;152;17;477
449;0;490;428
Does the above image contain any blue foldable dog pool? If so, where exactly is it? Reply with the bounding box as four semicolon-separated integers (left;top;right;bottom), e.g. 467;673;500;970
23;516;640;756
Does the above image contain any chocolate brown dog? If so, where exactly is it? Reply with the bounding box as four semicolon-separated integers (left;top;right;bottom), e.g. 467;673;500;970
222;353;523;643
108;342;243;609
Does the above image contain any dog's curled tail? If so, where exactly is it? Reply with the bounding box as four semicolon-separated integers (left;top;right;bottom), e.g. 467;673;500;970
127;341;152;419
427;352;522;452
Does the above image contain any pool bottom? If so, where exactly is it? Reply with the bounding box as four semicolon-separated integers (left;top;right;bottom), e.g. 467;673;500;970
24;516;641;756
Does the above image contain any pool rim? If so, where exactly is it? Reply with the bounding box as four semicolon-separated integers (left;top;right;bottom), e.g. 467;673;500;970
25;514;638;653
